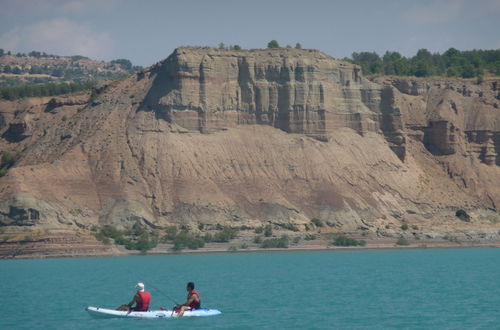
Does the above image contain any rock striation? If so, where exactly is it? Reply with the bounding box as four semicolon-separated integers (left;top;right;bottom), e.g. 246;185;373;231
141;47;382;141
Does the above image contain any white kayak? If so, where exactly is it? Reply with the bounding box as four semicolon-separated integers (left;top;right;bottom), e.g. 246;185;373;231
86;306;222;319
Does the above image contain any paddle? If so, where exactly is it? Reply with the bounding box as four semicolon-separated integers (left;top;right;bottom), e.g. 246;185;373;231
143;282;179;307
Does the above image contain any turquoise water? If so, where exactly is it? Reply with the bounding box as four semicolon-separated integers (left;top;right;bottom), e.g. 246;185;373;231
1;248;499;329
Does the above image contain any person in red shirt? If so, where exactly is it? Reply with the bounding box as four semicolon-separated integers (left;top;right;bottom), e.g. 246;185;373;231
175;282;201;317
117;282;151;312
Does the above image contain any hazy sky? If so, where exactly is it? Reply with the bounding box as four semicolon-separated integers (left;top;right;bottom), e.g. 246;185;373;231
1;0;499;67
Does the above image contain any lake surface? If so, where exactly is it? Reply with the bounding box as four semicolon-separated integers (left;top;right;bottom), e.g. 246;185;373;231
1;248;499;329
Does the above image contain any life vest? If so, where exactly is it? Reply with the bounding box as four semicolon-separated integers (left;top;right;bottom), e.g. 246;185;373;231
188;290;201;309
135;291;151;311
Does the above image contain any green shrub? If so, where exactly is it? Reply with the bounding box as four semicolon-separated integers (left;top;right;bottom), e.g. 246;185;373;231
99;225;123;240
279;223;299;232
456;209;471;222
411;225;419;230
239;243;248;249
292;237;301;244
264;224;273;237
401;224;409;231
227;246;238;252
213;226;238;242
172;231;205;251
163;226;178;242
1;151;16;169
261;235;289;248
95;224;158;252
254;226;263;234
396;237;410;246
254;236;262;244
267;40;280;48
333;235;364;247
131;222;146;236
311;218;324;227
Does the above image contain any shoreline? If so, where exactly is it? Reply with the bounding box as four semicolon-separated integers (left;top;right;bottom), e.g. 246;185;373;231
2;240;499;260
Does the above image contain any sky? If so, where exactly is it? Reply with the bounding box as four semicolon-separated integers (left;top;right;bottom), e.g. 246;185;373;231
0;0;499;67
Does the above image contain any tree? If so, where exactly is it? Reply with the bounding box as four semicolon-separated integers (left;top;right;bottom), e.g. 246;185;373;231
28;51;41;58
231;45;241;50
51;68;64;77
382;51;402;62
295;43;302;49
415;48;432;61
267;40;280;48
218;42;225;50
351;51;382;75
494;60;500;75
0;49;4;57
461;63;476;78
110;59;132;71
414;60;431;77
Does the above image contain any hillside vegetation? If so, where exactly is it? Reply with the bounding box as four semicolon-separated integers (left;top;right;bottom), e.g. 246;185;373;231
0;49;141;100
349;48;500;79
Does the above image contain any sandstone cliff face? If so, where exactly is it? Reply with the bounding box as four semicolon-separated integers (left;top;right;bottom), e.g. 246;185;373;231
141;47;382;140
0;47;499;255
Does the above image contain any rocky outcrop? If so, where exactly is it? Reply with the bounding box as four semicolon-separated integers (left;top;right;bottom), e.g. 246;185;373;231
375;76;500;167
141;47;383;141
379;86;406;161
0;47;499;257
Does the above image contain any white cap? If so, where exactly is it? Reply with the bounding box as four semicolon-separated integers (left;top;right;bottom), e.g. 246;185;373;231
135;282;145;292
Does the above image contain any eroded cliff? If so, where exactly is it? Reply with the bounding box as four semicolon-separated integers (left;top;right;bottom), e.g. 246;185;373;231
0;47;499;257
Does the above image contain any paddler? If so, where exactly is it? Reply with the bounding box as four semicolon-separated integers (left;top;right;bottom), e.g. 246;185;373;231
117;282;151;312
175;282;201;317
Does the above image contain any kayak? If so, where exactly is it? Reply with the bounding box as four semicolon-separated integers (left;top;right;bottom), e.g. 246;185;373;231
86;306;222;318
